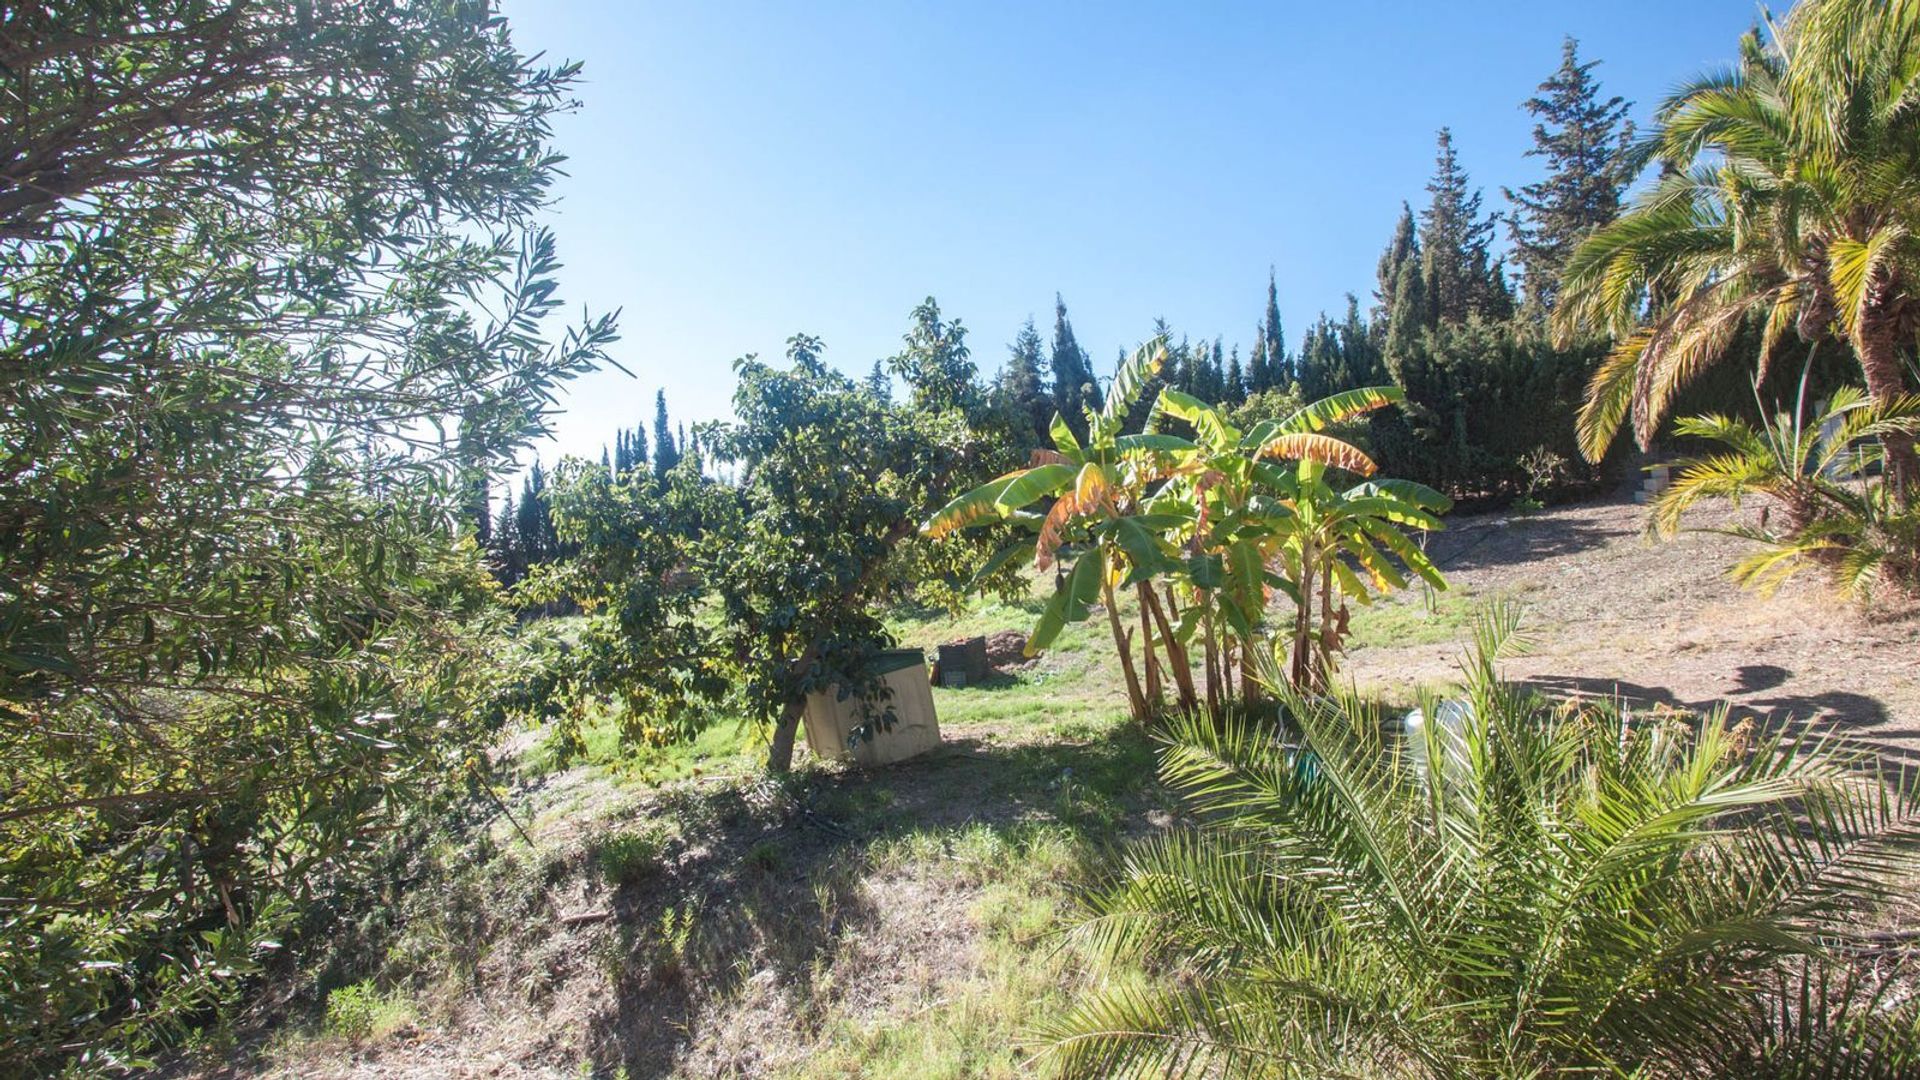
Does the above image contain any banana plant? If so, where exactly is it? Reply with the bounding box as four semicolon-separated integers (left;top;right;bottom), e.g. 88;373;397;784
923;336;1191;722
1150;385;1449;695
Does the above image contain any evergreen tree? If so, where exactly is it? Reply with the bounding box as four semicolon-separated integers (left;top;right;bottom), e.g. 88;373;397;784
602;445;613;476
1050;294;1102;439
1504;37;1634;314
1418;128;1511;324
1384;252;1431;376
472;476;491;546
516;462;551;565
652;390;680;477
993;317;1052;444
1374;203;1419;321
1260;269;1286;388
629;422;648;474
1224;346;1247;406
866;359;893;404
493;488;522;583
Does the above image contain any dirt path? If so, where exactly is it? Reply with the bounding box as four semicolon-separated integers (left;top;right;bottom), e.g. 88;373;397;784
1343;497;1920;759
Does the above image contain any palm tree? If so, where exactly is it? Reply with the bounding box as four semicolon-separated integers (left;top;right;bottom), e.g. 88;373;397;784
1040;607;1920;1078
1652;383;1920;597
1554;3;1920;503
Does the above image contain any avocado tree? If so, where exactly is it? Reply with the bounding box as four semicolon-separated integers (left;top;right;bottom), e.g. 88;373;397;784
544;312;1019;774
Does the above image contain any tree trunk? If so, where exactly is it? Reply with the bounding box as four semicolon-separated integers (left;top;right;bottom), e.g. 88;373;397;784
767;694;807;773
1856;301;1917;505
1146;584;1198;712
1138;585;1163;708
1292;545;1314;689
1102;575;1149;724
1201;593;1222;714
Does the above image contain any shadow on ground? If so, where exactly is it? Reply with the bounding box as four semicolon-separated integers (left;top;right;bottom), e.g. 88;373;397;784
582;728;1161;1079
1522;672;1916;764
1421;503;1632;573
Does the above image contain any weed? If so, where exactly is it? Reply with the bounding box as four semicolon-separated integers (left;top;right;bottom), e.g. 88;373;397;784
595;823;670;885
323;980;412;1043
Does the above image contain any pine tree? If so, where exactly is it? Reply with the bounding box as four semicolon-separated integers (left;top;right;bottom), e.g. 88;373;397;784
652;390;680;477
1504;37;1634;314
516;462;549;565
493;488;522;583
1050;294;1102;439
994;317;1052;444
1418;128;1510;324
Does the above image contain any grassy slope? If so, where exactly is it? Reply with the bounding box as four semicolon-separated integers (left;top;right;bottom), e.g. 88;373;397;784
237;585;1169;1079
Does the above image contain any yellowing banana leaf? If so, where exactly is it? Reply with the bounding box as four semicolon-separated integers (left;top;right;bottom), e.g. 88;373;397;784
1255;432;1379;476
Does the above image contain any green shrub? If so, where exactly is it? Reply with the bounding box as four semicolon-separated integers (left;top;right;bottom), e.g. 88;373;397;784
1041;606;1920;1078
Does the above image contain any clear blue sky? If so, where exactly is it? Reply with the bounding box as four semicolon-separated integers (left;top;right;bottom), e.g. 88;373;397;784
499;0;1768;472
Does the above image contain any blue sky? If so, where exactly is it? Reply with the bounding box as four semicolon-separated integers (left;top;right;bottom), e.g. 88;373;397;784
499;0;1768;471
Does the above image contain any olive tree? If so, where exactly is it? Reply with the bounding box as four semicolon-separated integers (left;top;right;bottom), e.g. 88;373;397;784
0;3;613;1069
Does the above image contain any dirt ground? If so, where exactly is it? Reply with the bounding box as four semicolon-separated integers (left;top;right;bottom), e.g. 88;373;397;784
1344;496;1920;761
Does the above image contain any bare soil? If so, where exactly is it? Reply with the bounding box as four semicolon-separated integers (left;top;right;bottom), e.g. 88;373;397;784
1344;496;1920;759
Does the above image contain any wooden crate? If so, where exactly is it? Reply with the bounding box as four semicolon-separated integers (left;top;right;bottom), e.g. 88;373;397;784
801;649;941;766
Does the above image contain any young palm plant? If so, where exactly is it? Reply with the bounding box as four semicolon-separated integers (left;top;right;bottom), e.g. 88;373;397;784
1040;606;1920;1079
1652;384;1920;598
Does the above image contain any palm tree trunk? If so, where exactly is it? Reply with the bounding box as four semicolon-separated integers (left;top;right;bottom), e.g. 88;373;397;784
1102;576;1149;724
1856;301;1917;505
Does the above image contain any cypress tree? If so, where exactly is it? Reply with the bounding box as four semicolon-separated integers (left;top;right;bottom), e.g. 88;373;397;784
866;359;893;404
1050;294;1101;438
1504;37;1635;314
1374;203;1419;322
1385;254;1430;377
652;390;679;477
1261;269;1286;388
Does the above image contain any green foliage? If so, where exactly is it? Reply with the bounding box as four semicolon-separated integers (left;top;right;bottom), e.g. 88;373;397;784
323;980;413;1044
1369;318;1614;498
928;359;1445;709
541;311;1020;773
1654;385;1920;598
1041;609;1920;1078
596;825;672;886
1503;37;1636;314
0;2;613;1069
1554;2;1920;498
